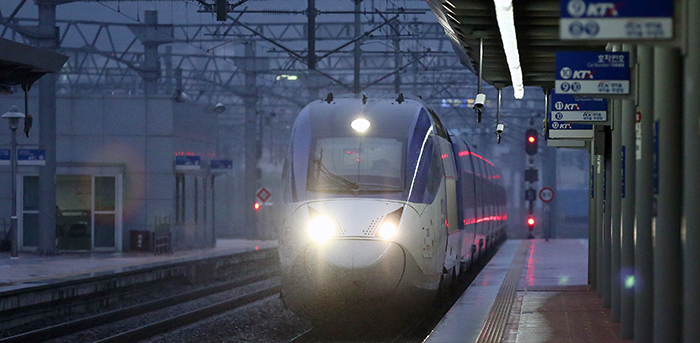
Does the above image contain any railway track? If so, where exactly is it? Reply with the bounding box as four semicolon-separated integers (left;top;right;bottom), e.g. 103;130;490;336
0;247;279;334
0;271;280;343
0;239;502;343
287;238;503;343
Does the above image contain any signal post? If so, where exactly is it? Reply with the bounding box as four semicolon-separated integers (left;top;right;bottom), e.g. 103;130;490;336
524;127;538;238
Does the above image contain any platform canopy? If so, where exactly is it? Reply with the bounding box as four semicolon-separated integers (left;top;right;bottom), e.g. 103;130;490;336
427;0;604;91
0;37;68;88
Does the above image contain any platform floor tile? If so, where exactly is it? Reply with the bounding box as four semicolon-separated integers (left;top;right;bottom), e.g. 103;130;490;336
504;290;630;343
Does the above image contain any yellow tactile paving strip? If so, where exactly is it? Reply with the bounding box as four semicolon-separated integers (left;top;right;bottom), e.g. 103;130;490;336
476;240;531;343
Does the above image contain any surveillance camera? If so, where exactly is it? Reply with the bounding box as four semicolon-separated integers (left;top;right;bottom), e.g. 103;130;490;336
213;102;226;113
473;93;486;110
496;123;504;135
173;91;189;103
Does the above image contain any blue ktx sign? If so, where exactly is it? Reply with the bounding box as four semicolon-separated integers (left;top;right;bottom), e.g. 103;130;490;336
175;155;201;170
18;149;46;166
560;0;673;40
551;94;607;122
548;119;594;139
555;51;630;95
210;159;233;170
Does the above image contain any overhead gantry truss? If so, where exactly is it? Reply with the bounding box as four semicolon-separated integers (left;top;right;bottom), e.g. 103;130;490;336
2;15;479;108
0;0;546;150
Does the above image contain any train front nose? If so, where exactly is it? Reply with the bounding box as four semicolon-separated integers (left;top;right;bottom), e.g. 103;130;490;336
304;240;405;298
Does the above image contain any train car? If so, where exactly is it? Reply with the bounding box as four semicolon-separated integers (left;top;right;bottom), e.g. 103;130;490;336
277;95;506;326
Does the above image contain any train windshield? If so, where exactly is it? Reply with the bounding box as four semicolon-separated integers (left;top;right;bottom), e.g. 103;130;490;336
308;137;404;192
284;99;433;202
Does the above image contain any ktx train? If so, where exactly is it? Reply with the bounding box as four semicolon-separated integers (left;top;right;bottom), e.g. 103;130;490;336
278;95;507;325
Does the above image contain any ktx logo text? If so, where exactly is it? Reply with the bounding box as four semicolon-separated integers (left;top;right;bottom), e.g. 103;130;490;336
554;101;580;111
551;122;574;129
559;67;594;80
567;0;619;18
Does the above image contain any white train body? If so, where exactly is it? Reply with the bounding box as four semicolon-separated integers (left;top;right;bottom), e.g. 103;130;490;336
278;97;507;323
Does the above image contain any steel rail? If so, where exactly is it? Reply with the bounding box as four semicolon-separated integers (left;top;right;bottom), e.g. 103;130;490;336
289;329;318;343
95;284;282;343
0;270;279;343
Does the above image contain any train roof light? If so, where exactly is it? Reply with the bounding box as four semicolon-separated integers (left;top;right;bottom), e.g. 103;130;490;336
351;118;370;132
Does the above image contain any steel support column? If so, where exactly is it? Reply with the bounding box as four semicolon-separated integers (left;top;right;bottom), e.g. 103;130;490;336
596;150;604;294
392;22;401;94
634;45;654;343
684;1;700;341
620;44;636;339
243;42;259;239
306;0;318;101
352;0;362;94
652;46;682;343
602;125;612;308
610;75;623;322
588;133;598;287
37;2;58;255
142;11;160;95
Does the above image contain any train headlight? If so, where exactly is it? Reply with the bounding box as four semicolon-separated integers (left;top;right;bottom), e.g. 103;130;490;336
378;222;397;239
377;207;403;240
351;118;370;132
309;216;334;242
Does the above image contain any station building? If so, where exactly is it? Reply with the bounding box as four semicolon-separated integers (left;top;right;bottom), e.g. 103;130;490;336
0;92;219;252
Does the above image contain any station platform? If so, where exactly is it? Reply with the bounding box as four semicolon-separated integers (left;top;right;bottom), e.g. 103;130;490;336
425;239;631;343
0;239;277;293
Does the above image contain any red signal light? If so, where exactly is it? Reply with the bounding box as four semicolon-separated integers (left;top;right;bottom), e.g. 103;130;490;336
254;202;261;211
525;129;538;155
527;216;535;231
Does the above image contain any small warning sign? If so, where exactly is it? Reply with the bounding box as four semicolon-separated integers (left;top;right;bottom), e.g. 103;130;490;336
256;187;271;203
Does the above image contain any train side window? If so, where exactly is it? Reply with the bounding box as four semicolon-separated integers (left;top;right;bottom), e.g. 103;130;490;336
426;140;444;196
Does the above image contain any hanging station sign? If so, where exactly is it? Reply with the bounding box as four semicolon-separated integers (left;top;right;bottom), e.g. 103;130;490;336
548;121;594;139
175;155;201;170
210;159;233;170
18;149;45;165
551;93;608;122
0;149;8;166
560;0;673;40
555;51;630;95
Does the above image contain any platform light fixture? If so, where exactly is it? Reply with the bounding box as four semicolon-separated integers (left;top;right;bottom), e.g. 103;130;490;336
276;74;298;81
493;0;524;99
2;106;25;259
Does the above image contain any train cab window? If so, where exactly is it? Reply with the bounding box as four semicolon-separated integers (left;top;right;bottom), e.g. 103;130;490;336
307;137;405;192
